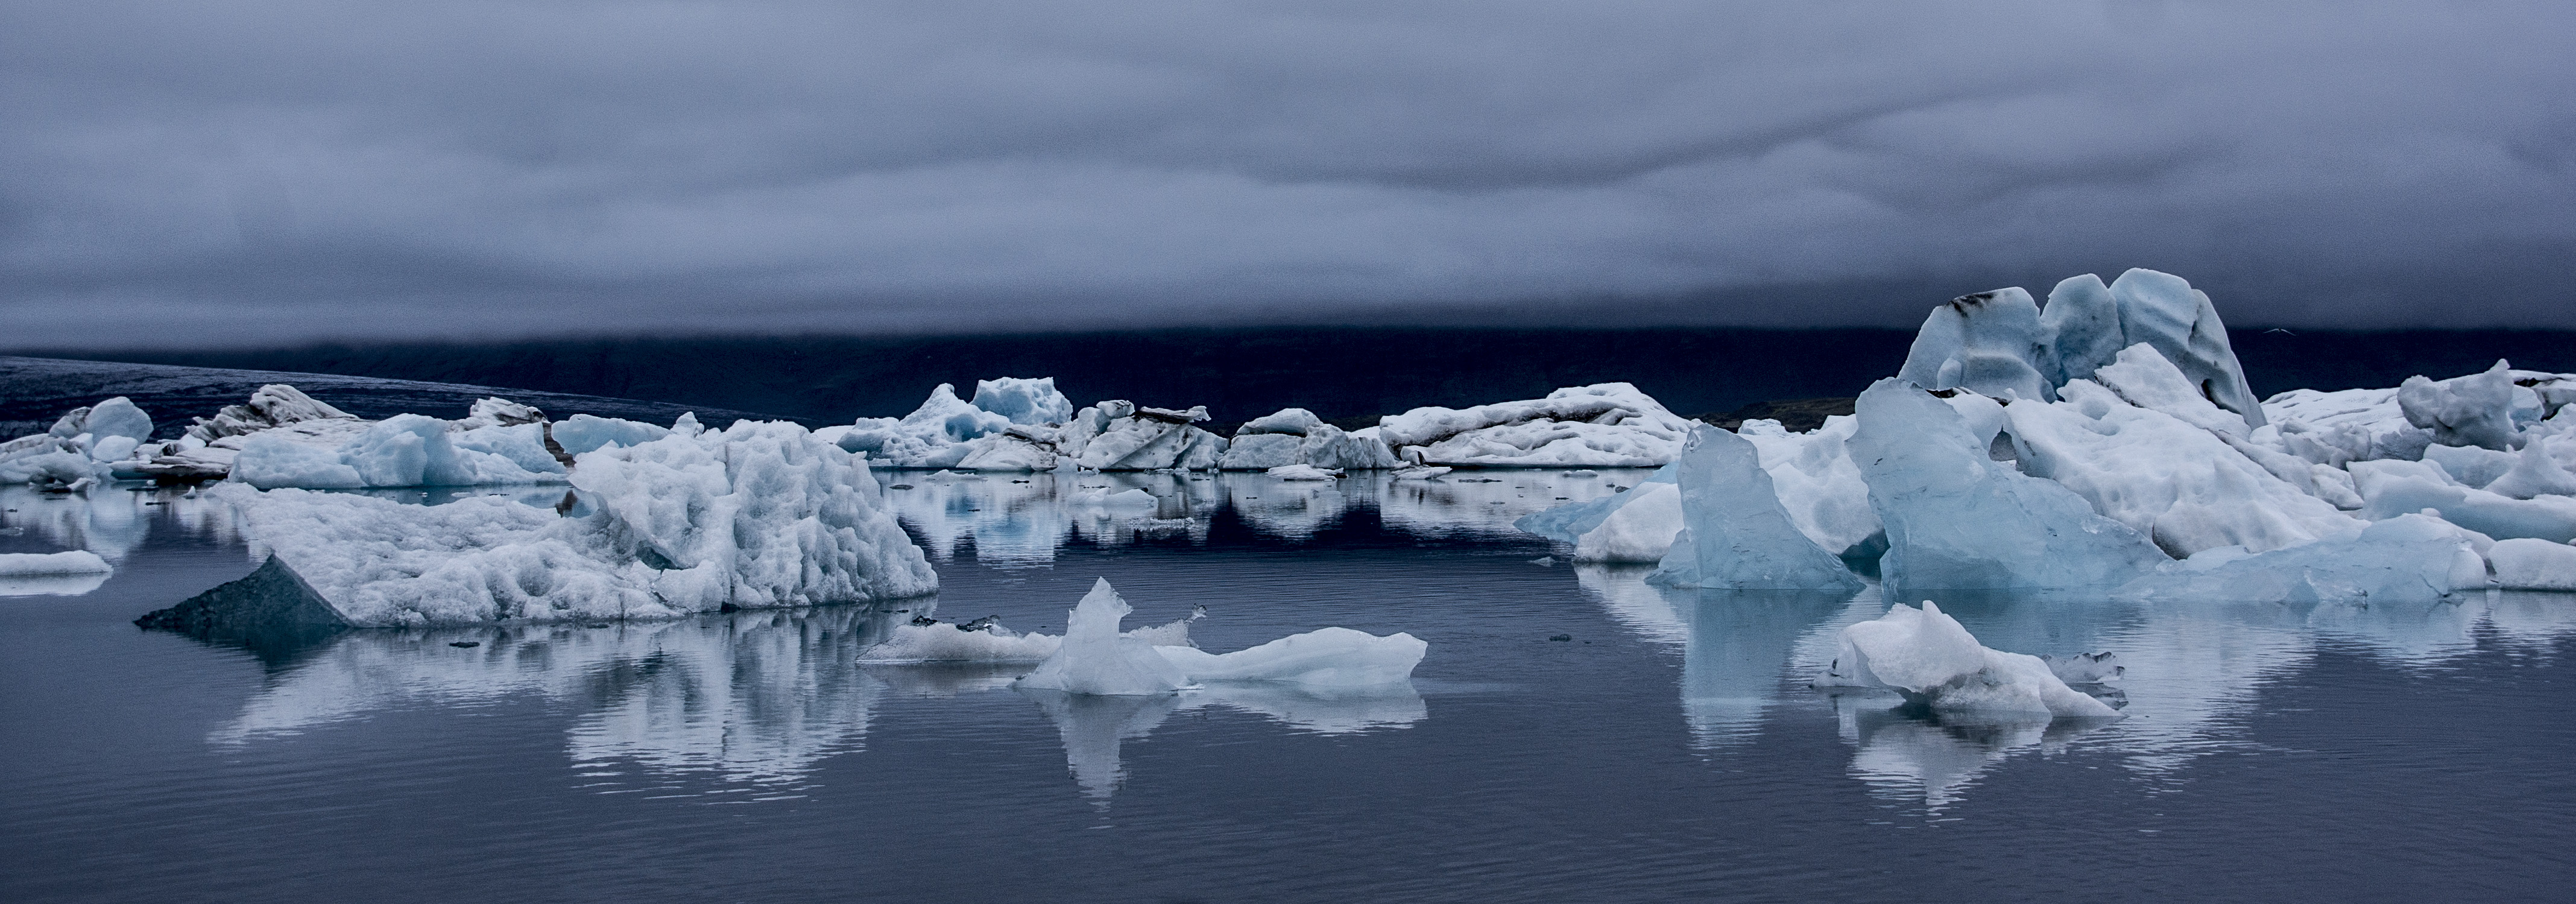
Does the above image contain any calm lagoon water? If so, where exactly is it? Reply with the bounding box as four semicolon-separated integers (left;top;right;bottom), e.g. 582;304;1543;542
4;473;2572;902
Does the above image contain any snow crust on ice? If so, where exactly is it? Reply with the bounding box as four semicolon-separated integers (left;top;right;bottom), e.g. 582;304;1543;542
203;420;935;625
0;550;113;576
231;414;567;489
1823;601;2120;718
2488;538;2576;591
968;376;1073;426
1378;383;1695;468
1849;379;2167;590
2117;514;2487;605
2400;360;2519;451
1014;579;1425;695
1644;426;1862;591
2005;364;2361;557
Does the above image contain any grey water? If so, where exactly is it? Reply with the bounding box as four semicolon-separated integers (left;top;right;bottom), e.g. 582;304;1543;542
4;473;2572;902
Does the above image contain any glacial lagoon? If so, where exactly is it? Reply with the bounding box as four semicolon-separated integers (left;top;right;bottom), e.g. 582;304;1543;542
4;472;2572;902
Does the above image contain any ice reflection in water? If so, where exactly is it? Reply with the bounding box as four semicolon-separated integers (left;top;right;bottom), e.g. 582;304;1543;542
1;484;241;566
878;469;1652;555
1573;566;2576;810
1021;684;1427;804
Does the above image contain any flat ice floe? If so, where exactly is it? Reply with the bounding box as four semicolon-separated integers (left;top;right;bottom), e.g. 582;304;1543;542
140;420;935;628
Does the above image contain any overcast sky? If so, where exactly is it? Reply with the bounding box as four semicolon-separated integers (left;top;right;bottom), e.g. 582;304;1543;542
4;1;2572;348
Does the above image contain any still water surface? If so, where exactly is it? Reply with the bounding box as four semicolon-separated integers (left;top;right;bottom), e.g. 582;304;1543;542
3;472;2571;902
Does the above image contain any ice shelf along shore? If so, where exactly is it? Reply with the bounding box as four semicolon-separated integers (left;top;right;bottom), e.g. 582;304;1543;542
867;578;1427;696
1521;267;2576;602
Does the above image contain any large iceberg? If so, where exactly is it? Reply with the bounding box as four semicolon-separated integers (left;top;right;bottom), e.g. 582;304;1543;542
1056;401;1228;471
1378;383;1696;468
140;420;936;629
1013;579;1426;695
1218;408;1401;471
1644;426;1863;591
1822;601;2120;718
1850;380;2168;590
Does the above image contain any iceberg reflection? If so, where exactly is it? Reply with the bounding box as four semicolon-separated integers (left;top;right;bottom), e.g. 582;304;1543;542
1018;681;1426;804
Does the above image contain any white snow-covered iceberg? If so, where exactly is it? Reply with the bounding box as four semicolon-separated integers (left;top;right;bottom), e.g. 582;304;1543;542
143;420;936;629
1644;426;1863;591
1055;401;1228;471
828;382;1023;470
1012;579;1425;695
1;396;159;488
0;549;113;577
1821;601;2120;719
1378;383;1696;468
1218;408;1400;471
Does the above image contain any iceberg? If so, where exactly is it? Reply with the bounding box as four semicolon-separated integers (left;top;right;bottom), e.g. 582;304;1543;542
1014;579;1425;695
2352;460;2576;543
184;384;355;443
1644;426;1862;591
549;414;671;455
1218;408;1401;471
968;376;1074;426
1897;269;2262;426
832;382;1016;469
2399;360;2519;451
2489;538;2576;591
1056;401;1227;472
1378;383;1696;468
45;396;154;443
1849;379;2168;590
1266;464;1341;481
1735;416;1881;556
1822;601;2120;718
2117;514;2487;605
1571;482;1681;563
139;420;936;629
1516;461;1678;544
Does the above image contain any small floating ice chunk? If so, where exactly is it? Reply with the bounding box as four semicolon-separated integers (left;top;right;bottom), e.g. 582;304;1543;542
1013;579;1425;695
1266;464;1342;481
1823;601;2120;719
0;550;113;576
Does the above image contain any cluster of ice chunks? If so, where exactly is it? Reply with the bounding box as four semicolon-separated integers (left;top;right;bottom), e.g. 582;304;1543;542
821;379;1237;472
0;396;157;490
1217;408;1401;471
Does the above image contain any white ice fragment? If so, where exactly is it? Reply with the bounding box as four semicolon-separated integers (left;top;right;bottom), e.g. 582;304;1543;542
1389;465;1451;481
1014;580;1193;695
1824;601;2120;718
2400;360;2520;451
1266;464;1342;481
1236;408;1324;436
1644;426;1861;590
1014;579;1425;695
0;550;113;576
2489;538;2576;591
1849;379;2167;590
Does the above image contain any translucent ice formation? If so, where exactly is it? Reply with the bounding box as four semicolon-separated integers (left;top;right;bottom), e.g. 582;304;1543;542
1644;426;1861;591
1896;269;2262;427
549;414;671;455
1014;579;1425;695
1822;601;2120;718
1894;287;2054;403
149;421;935;628
968;376;1074;426
1849;379;2167;590
1378;383;1696;468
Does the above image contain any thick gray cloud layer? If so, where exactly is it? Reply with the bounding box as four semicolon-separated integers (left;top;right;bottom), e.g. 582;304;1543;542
5;1;2572;347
